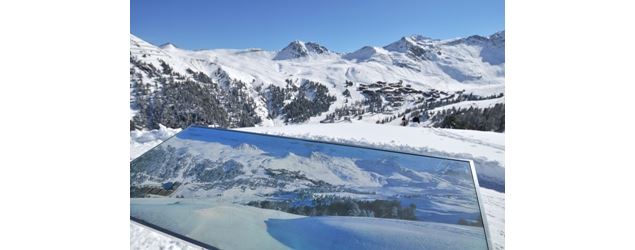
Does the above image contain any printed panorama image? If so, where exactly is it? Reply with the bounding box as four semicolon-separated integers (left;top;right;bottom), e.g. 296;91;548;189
131;127;489;250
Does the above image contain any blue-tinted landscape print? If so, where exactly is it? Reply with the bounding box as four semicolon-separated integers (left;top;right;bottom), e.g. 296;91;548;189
130;126;488;250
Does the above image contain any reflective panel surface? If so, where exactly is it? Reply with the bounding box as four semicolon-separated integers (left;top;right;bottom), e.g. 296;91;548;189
131;126;490;250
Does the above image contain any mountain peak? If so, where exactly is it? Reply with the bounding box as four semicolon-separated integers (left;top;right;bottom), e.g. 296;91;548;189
489;30;505;45
383;36;439;60
410;35;435;42
159;43;178;50
274;40;330;60
383;36;418;53
343;46;389;62
305;42;329;54
490;30;504;39
448;31;504;46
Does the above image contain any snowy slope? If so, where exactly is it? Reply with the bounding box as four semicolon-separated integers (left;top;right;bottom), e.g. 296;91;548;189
130;123;505;250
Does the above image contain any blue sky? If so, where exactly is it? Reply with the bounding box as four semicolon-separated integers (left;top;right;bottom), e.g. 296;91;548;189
131;0;504;52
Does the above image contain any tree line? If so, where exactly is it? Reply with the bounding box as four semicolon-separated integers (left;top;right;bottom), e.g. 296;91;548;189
434;104;505;132
264;79;337;123
247;196;417;220
130;58;261;129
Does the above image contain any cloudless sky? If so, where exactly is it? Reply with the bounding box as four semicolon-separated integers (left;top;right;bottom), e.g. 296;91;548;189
131;0;504;52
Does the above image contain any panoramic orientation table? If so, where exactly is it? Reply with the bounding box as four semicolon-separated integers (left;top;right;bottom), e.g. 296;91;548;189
131;126;491;250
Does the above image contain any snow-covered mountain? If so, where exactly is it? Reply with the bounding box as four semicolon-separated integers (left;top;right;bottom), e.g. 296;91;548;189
130;32;504;130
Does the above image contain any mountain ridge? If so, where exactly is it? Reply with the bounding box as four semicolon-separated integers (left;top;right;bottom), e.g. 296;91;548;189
136;31;504;54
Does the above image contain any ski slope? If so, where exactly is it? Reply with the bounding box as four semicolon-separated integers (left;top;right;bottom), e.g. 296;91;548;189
130;123;505;250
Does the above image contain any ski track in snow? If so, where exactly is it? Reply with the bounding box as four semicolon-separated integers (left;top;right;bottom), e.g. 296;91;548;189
130;124;505;250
